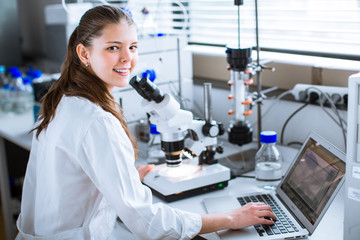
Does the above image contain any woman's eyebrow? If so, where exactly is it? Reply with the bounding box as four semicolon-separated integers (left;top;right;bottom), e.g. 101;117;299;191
106;41;122;44
106;41;138;44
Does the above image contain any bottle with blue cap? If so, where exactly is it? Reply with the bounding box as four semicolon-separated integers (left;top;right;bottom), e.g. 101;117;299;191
22;77;34;111
0;65;8;87
7;66;19;76
0;83;12;113
31;70;43;83
255;131;282;183
0;65;11;112
10;70;29;114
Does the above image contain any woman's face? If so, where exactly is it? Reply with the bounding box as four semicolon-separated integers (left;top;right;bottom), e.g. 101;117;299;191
87;21;138;91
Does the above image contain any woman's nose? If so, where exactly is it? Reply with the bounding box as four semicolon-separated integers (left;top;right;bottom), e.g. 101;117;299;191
120;49;131;62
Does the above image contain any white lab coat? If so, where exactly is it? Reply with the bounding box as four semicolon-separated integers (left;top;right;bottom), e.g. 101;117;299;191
16;96;202;240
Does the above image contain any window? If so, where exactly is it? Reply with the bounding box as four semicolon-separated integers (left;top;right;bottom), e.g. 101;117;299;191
122;0;190;37
187;0;360;60
107;0;360;60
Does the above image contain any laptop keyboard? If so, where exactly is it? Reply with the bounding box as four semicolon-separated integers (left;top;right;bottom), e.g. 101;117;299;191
237;194;300;237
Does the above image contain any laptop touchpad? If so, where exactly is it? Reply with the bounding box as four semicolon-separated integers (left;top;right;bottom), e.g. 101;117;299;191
203;196;240;214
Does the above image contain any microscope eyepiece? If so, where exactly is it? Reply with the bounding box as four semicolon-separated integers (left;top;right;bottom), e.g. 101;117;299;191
138;77;165;103
129;76;165;103
129;76;151;101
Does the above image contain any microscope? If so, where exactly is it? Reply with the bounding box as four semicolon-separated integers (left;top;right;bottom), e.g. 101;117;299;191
130;76;230;202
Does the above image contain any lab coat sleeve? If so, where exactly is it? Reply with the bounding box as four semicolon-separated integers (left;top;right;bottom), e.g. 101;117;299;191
79;114;202;240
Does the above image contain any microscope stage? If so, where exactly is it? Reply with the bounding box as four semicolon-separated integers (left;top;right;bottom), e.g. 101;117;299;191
143;163;231;202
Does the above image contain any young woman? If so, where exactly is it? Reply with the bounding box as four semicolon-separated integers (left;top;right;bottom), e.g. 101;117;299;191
16;5;276;240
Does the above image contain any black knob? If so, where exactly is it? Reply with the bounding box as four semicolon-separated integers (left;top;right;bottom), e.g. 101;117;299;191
202;122;219;137
218;122;225;136
216;146;224;154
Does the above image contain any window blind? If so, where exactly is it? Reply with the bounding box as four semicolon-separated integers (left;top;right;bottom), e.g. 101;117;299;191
102;0;360;60
117;0;190;37
187;0;360;60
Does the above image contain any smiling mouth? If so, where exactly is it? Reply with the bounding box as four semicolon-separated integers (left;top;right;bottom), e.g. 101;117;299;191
114;69;129;73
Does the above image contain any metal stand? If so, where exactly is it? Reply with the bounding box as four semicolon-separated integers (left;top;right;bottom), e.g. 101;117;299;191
221;0;275;176
255;0;262;148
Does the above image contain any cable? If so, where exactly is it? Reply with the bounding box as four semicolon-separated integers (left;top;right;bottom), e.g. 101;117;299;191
304;87;347;147
251;90;293;129
286;141;303;148
62;0;69;13
237;175;255;179
280;103;309;145
192;101;205;119
167;80;191;110
319;100;347;127
273;86;347;147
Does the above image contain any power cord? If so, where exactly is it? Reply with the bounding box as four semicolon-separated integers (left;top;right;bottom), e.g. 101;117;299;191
280;103;309;145
286;141;303;148
303;86;347;147
251;90;293;129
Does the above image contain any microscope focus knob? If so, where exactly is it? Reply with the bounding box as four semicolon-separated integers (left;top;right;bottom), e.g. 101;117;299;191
216;146;224;154
218;122;225;136
202;122;220;137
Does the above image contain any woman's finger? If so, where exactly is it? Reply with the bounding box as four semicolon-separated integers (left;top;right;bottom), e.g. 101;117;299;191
137;164;155;181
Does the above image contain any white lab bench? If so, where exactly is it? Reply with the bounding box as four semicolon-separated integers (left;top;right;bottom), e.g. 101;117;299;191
148;142;345;240
0;111;33;240
0;111;344;240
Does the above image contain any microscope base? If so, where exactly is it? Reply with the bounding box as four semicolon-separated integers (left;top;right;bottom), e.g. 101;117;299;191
143;163;231;202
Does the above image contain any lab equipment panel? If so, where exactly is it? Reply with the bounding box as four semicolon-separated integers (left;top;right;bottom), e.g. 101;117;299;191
344;73;360;240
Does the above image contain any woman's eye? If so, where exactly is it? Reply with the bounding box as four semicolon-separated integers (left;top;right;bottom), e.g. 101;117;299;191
108;46;119;51
130;45;138;51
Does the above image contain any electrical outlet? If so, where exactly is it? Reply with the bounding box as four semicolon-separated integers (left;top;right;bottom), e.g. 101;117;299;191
291;83;348;109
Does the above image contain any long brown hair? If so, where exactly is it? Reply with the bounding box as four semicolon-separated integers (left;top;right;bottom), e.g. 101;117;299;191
33;5;137;157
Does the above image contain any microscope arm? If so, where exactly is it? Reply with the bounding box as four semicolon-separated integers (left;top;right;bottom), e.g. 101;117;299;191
140;93;193;137
184;119;218;157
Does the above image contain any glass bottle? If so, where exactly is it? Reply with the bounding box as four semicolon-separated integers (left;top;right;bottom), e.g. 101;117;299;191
22;77;34;111
31;70;44;121
10;70;27;114
0;84;12;113
255;131;282;189
0;65;8;88
7;66;19;77
0;65;10;112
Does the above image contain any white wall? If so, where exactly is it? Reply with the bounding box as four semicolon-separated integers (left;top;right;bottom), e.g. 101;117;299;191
192;51;358;89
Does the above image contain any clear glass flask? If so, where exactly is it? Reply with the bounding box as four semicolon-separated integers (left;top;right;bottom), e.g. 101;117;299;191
255;131;282;190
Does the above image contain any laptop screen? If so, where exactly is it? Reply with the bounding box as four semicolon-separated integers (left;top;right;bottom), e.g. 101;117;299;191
279;137;345;225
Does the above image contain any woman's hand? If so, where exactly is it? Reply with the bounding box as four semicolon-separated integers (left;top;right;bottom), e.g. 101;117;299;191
199;202;276;234
136;164;155;181
228;202;276;229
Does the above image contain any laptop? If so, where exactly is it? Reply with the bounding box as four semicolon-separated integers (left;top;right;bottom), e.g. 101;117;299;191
203;132;346;240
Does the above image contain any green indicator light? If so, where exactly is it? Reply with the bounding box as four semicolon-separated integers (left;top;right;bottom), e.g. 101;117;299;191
218;183;223;188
